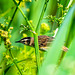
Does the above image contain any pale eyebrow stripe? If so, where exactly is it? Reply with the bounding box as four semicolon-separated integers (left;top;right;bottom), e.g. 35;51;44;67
21;39;30;41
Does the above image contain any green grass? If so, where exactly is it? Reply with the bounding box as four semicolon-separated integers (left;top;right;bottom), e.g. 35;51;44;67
0;0;75;75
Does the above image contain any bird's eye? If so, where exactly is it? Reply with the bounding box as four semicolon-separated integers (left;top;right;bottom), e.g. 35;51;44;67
20;38;30;45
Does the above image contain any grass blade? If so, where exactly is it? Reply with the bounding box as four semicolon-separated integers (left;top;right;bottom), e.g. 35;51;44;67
39;4;75;75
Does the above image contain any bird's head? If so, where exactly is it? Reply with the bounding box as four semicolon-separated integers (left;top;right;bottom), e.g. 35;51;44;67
16;37;31;45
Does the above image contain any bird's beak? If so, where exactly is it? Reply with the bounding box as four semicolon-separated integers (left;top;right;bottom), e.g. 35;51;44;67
15;41;21;43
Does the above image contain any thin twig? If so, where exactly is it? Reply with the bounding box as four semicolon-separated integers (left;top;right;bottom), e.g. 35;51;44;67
4;58;32;74
57;51;66;67
12;0;34;31
53;51;66;75
12;0;40;73
9;49;22;75
8;0;22;29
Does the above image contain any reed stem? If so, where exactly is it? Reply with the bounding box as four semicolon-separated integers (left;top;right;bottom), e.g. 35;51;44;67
9;49;22;75
36;0;49;33
12;0;40;72
8;0;22;29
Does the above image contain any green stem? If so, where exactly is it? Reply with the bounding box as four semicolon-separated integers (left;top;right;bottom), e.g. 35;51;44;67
12;0;34;31
35;0;49;33
52;51;66;75
12;0;40;73
8;0;22;29
4;58;32;74
9;49;22;75
34;34;40;72
57;51;66;67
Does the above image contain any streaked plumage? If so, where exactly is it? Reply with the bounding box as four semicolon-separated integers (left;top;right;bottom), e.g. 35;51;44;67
16;35;68;51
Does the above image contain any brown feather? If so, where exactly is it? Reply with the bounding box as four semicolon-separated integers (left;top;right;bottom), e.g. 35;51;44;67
29;35;54;49
16;35;68;51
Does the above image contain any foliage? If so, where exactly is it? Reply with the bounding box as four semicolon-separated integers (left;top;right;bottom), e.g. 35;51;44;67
0;0;75;75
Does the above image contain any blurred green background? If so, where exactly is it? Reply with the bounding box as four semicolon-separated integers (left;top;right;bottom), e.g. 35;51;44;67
0;0;75;75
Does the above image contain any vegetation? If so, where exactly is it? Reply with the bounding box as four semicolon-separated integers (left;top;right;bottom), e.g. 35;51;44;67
0;0;75;75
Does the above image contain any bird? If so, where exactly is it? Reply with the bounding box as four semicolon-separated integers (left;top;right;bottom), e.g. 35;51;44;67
15;35;68;52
